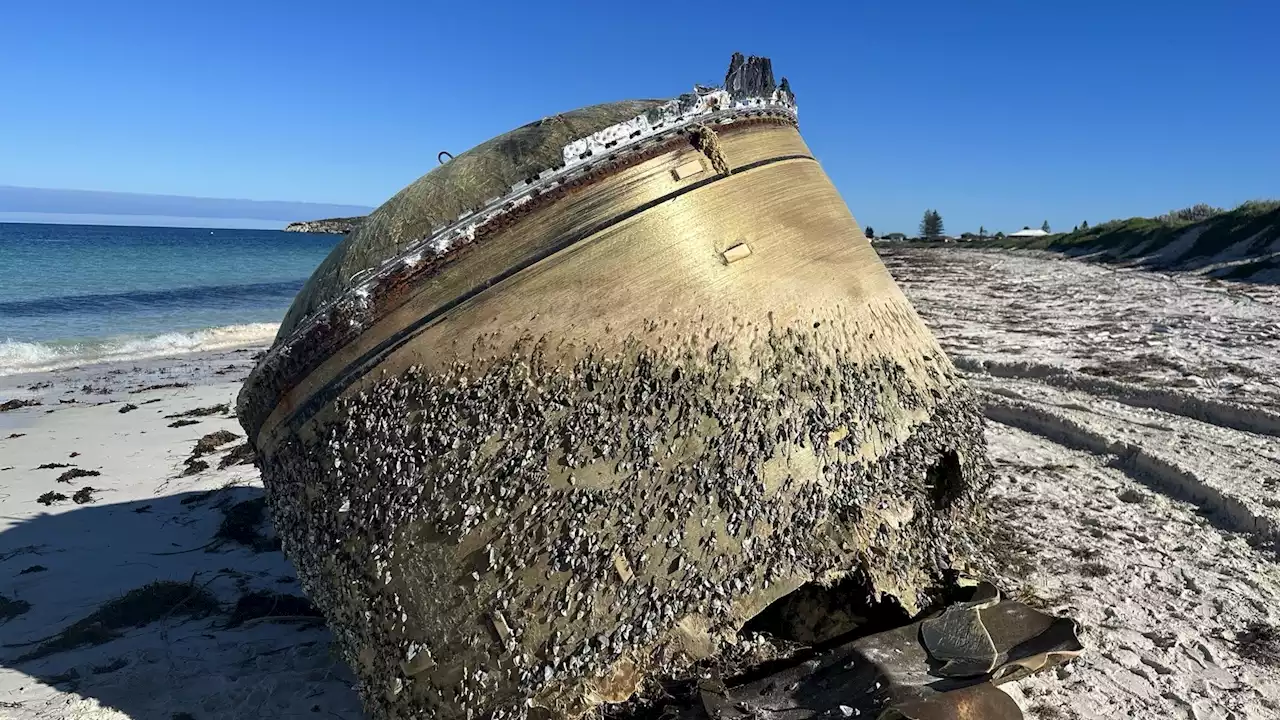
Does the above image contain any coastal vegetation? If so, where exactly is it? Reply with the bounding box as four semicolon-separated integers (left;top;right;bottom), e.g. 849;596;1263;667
919;209;944;239
973;200;1280;282
877;200;1280;284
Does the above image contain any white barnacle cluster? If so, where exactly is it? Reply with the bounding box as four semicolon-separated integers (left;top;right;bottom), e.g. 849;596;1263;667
561;114;656;163
558;86;800;169
401;641;436;676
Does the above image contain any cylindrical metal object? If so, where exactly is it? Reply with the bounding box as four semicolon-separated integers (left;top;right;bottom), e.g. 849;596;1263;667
239;71;988;720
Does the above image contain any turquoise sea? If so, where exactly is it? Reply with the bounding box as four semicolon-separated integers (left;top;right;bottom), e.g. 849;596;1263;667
0;222;340;375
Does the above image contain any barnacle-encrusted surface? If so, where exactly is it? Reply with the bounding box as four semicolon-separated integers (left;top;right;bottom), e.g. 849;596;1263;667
245;52;993;720
260;320;989;720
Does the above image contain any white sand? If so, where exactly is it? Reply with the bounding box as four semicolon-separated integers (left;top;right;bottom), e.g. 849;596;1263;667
0;348;362;719
884;247;1280;720
1;248;1277;719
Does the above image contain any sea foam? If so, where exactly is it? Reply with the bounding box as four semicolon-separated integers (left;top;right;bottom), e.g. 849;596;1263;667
0;323;278;376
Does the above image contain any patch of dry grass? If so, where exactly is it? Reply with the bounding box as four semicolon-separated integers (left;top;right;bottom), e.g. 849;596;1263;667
37;491;68;506
55;468;99;484
215;496;280;552
129;382;190;394
17;580;219;662
165;403;229;420
192;430;240;457
226;591;322;628
218;442;256;469
71;486;98;504
180;430;240;476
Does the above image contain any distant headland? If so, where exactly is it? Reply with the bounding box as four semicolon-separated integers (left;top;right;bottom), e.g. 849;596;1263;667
283;216;365;234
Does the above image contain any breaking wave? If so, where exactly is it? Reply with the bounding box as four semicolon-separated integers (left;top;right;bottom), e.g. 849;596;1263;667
0;323;278;377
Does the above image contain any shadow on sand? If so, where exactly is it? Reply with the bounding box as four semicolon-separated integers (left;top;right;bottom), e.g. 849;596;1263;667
0;487;364;720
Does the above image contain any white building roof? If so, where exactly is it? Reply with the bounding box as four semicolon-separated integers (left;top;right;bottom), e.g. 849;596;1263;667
1008;228;1049;237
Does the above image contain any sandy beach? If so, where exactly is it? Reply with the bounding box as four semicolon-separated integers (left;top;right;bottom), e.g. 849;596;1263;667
1;248;1278;719
0;346;364;719
883;247;1280;720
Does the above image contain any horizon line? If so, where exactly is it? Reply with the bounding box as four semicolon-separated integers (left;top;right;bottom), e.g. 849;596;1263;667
0;213;315;232
0;185;373;224
0;183;373;209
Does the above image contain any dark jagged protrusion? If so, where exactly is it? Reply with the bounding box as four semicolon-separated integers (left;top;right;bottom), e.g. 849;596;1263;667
778;77;794;103
724;53;776;100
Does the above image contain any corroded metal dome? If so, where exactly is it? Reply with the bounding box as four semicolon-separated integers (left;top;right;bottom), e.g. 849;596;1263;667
238;54;990;720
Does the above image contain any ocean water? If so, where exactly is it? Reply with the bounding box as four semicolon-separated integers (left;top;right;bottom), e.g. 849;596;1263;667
0;222;340;376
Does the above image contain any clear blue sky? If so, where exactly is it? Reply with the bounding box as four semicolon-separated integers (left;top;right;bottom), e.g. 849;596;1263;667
1;0;1276;235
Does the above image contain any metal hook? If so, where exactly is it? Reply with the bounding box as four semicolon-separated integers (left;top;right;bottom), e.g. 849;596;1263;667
438;151;454;164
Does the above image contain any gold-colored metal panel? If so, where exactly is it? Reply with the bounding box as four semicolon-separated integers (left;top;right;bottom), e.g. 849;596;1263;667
344;156;937;387
257;124;831;443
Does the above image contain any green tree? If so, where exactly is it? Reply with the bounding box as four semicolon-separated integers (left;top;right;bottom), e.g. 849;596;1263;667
1081;220;1089;230
979;225;987;239
994;231;1005;240
919;210;944;239
865;226;875;239
1041;220;1051;233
